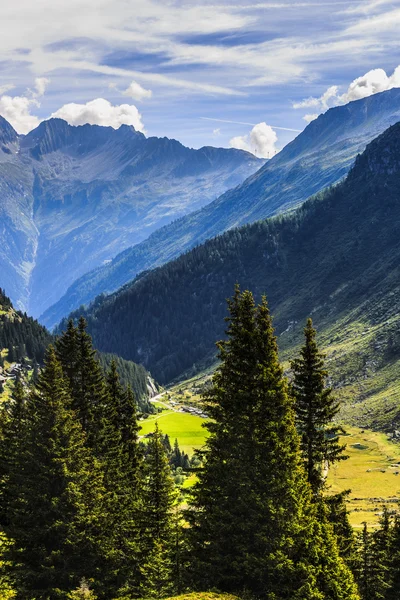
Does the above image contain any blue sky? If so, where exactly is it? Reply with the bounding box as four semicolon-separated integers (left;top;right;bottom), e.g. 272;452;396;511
0;0;399;155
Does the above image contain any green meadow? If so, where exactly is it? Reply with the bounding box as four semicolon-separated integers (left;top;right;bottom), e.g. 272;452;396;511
327;426;400;528
139;411;208;454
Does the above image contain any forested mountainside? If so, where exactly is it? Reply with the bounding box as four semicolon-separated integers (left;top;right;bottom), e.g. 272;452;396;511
43;88;400;329
63;122;400;429
0;289;154;409
0;288;50;365
0;116;262;317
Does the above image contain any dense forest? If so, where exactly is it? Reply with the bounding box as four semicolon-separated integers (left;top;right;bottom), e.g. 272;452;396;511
3;289;400;599
0;288;51;364
0;289;154;411
62;123;400;384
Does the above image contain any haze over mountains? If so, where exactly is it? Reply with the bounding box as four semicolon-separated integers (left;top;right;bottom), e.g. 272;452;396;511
0;116;262;316
62;120;400;432
42;88;400;328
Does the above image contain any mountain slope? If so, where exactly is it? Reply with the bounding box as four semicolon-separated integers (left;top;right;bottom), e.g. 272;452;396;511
62;122;400;429
43;87;400;328
0;117;262;316
0;288;155;409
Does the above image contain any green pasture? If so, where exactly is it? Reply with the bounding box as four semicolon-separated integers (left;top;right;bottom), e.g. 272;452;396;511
139;411;208;454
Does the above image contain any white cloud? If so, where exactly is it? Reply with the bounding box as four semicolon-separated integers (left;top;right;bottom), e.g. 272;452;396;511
293;66;400;118
293;85;339;110
343;67;400;102
0;77;50;134
303;113;318;123
122;80;152;101
0;95;40;134
230;122;277;158
0;83;15;95
50;98;145;131
33;77;50;97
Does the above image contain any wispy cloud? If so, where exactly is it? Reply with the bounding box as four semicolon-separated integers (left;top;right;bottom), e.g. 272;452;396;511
200;117;301;132
0;0;399;145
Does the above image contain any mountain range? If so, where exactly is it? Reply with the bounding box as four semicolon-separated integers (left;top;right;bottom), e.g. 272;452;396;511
61;120;400;431
0;116;262;316
42;87;400;328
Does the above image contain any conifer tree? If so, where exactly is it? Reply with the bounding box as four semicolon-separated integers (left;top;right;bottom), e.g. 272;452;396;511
291;318;347;495
139;423;178;598
187;287;359;599
0;347;107;599
385;513;400;600
325;491;356;565
57;318;107;449
0;377;27;529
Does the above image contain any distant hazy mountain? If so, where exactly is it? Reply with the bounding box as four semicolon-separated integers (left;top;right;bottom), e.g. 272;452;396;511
0;117;262;316
42;88;400;329
63;122;400;431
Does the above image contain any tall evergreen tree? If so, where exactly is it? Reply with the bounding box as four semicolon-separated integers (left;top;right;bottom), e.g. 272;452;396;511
138;423;178;599
57;318;107;449
0;347;107;599
291;318;347;495
187;287;359;599
325;491;356;565
98;364;144;598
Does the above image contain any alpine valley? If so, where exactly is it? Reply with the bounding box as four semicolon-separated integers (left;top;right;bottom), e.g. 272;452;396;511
42;88;400;328
4;80;400;600
0;116;262;317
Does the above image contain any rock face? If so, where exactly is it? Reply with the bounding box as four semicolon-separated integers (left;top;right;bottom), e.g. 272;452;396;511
42;88;400;329
0;118;263;316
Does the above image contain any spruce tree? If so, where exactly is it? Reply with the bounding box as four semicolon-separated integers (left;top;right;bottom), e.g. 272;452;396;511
0;346;107;599
187;287;359;599
385;512;400;600
0;377;27;530
57;318;107;449
99;365;143;598
291;318;347;495
138;423;178;598
325;491;356;565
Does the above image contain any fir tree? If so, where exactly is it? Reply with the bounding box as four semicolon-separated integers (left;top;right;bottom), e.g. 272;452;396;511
187;287;359;599
57;318;107;449
139;423;178;597
0;346;107;599
325;491;356;565
291;318;348;495
90;363;143;598
385;512;400;600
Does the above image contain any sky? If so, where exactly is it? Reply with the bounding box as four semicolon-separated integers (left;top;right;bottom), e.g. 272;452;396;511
0;0;400;157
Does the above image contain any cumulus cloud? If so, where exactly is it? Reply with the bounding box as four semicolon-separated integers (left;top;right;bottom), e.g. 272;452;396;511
0;77;51;134
0;95;40;133
122;80;152;101
230;122;278;158
50;98;145;132
294;66;400;119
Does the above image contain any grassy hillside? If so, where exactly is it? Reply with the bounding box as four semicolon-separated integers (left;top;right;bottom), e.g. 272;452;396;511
64;123;400;432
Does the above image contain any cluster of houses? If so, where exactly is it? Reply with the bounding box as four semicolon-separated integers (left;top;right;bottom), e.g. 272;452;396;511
178;404;208;419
